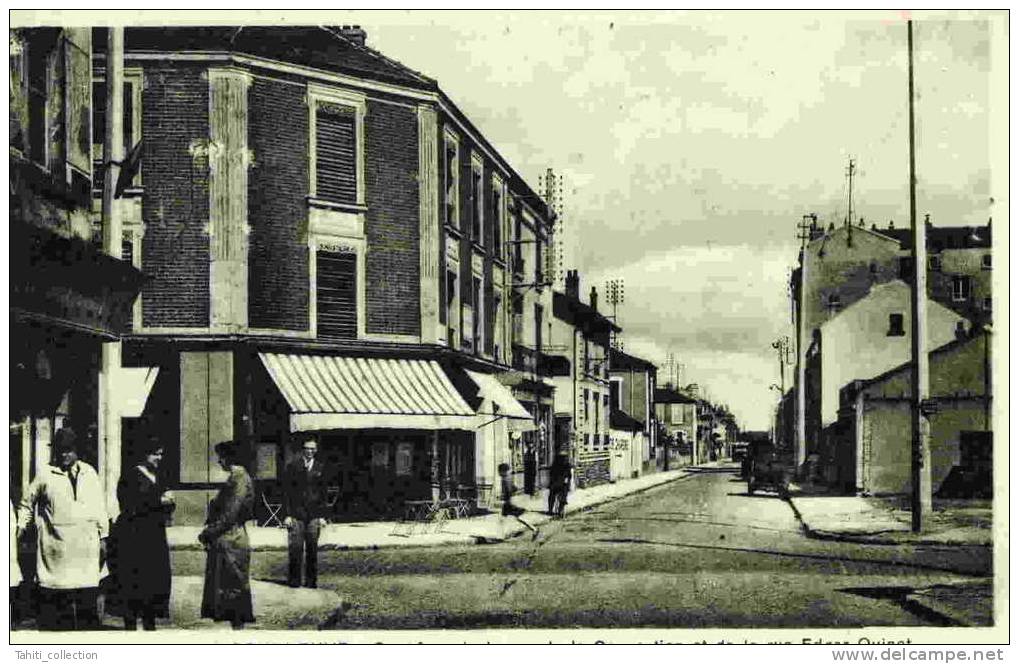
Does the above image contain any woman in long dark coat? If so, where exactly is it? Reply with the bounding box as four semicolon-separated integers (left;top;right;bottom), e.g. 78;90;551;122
113;439;175;630
199;441;255;629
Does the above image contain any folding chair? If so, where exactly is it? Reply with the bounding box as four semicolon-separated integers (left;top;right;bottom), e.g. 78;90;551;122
260;492;285;528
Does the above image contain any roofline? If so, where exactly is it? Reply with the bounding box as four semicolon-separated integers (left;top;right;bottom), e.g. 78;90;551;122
111;29;552;221
806;223;902;251
852;327;990;391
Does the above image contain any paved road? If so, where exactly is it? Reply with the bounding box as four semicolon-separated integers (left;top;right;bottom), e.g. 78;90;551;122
174;464;992;629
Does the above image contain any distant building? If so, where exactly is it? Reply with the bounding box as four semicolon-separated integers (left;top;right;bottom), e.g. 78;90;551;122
832;329;991;496
654;386;698;467
790;217;992;471
551;270;619;488
808;280;970;487
609;348;659;478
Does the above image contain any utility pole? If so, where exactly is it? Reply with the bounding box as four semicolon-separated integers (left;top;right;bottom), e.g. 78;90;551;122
604;278;625;349
846;158;856;246
907;20;932;532
99;27;125;519
794;213;815;476
771;336;790;395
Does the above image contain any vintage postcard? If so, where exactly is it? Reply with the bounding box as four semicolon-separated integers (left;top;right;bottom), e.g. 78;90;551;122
7;7;1008;652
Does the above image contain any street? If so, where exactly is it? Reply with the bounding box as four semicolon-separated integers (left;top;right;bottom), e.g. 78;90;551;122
172;464;991;630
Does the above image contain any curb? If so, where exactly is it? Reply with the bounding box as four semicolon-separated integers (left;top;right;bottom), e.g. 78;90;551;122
170;468;702;552
497;467;701;543
785;497;992;548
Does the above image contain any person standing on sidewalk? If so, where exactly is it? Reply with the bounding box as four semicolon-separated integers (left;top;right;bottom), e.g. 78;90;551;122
282;437;331;589
111;438;174;630
199;441;255;629
17;428;109;630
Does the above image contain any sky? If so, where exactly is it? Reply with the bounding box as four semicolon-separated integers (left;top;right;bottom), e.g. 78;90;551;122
349;10;1004;430
25;9;1003;430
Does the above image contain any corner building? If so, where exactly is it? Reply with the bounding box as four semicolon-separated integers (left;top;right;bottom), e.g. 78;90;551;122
108;26;550;523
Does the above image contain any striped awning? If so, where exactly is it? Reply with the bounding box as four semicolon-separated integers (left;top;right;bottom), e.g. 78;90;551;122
465;370;538;433
259;353;478;432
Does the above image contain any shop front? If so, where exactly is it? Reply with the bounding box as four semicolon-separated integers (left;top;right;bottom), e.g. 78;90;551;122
10;222;145;502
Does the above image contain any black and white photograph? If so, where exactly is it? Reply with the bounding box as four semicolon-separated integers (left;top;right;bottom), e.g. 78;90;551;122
8;8;1007;650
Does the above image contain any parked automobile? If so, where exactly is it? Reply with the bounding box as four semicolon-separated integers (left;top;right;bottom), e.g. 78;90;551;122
746;441;790;497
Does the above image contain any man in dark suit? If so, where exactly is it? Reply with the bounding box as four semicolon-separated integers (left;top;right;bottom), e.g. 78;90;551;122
282;437;331;588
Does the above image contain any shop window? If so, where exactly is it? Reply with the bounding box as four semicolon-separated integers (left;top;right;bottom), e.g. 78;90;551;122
317;250;358;339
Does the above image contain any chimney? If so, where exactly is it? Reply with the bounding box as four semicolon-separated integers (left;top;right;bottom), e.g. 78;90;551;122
336;24;367;46
565;270;580;300
590;286;598;311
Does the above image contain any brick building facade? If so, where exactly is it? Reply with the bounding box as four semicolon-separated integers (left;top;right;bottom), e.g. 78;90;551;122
99;26;551;523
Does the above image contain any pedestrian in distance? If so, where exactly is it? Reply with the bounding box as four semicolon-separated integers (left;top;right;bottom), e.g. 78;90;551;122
199;441;255;630
547;454;573;518
17;427;109;630
282;437;331;589
498;462;536;534
523;442;537;496
111;437;174;630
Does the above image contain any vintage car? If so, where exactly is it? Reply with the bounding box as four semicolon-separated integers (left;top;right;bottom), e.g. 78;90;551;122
746;441;790;497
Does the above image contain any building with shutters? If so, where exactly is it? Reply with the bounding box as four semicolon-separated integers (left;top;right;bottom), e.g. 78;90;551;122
10;27;145;506
550;271;619;488
94;25;554;523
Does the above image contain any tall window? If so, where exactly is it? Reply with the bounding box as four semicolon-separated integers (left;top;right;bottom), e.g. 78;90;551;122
27;37;49;165
609;379;621;411
982;253;991;270
443;136;458;227
446;270;458;347
493;292;503;362
534;303;544;354
472;276;482;353
583;388;589;422
535;237;543;284
92;76;141;189
471;164;483;241
317;250;358;339
825;293;842;315
315;104;357;205
491;181;503;259
952;276;971;302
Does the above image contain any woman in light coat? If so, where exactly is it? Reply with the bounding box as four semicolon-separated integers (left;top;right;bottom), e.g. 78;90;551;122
199;441;255;629
18;428;108;630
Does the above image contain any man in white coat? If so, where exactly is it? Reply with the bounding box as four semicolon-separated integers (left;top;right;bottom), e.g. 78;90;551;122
18;428;109;630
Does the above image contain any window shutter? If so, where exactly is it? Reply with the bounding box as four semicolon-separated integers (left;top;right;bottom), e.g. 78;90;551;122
315;105;357;205
317;251;358;339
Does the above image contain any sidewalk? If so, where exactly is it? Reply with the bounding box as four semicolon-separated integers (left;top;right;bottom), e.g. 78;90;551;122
168;464;707;552
786;483;993;547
